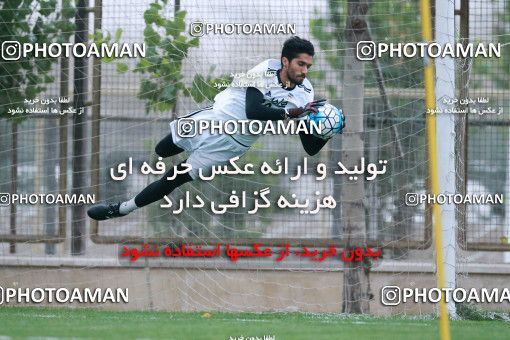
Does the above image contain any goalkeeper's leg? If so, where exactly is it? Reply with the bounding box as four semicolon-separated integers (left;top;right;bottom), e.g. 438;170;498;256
87;162;193;220
87;132;193;220
154;132;184;158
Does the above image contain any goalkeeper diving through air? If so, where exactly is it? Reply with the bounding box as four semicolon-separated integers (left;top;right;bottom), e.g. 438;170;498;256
87;36;345;220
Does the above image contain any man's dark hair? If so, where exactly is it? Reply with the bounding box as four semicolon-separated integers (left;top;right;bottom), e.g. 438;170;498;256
281;36;314;62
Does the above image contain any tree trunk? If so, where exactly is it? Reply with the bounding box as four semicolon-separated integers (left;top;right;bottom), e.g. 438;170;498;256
71;0;88;255
341;0;370;314
10;123;17;253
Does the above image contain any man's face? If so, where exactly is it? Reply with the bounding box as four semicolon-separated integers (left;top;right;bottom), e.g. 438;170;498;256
282;53;313;85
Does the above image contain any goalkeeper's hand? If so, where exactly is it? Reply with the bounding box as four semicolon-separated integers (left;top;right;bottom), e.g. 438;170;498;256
285;99;327;119
339;111;346;132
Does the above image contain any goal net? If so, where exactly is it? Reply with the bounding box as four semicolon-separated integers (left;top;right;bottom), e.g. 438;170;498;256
0;0;509;317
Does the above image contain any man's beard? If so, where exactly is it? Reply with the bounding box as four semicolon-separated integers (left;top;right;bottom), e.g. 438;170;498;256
286;71;305;85
291;77;304;85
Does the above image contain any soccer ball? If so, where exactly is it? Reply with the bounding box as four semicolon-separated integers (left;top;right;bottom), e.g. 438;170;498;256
306;103;345;140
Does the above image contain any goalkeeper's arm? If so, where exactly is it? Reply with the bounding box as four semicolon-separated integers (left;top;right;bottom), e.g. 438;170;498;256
245;87;329;155
245;87;322;120
245;87;286;120
299;132;329;156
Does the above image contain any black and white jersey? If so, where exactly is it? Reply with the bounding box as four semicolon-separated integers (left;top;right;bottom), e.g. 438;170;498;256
210;59;314;146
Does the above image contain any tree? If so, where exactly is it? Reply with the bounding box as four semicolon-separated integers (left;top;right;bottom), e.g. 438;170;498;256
113;0;230;113
0;0;75;253
0;0;76;120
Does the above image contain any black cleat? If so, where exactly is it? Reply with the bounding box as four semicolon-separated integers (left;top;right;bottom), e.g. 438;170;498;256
87;202;127;221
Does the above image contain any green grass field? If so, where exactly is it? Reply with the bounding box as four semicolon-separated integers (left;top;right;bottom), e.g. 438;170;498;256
0;307;509;339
